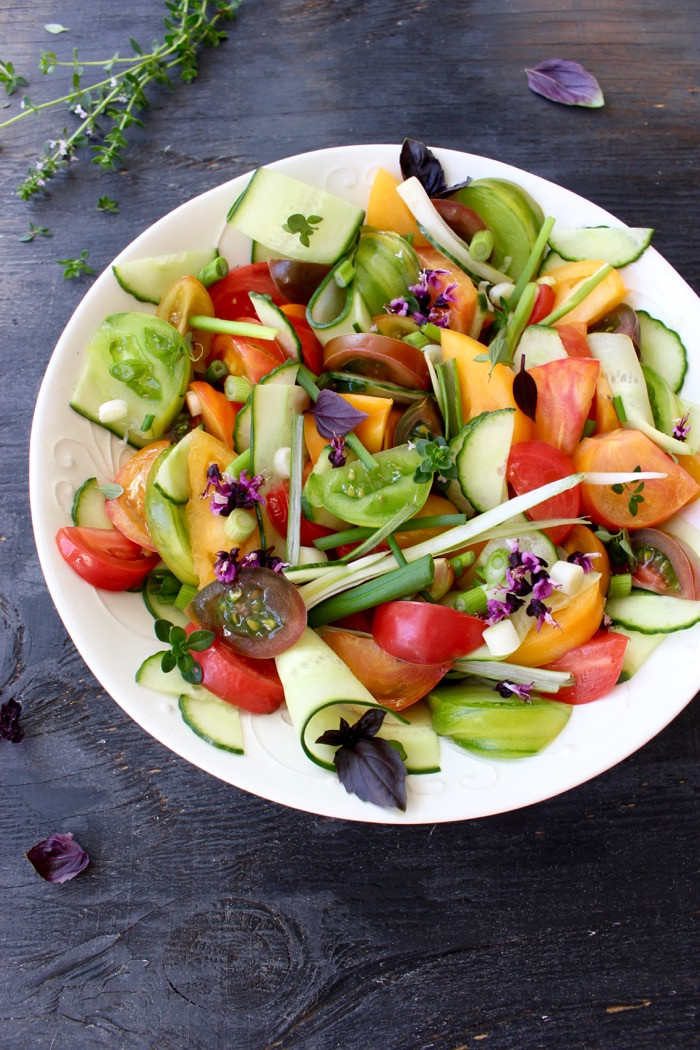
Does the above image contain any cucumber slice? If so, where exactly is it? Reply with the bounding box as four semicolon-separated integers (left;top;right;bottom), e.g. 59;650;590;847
71;477;113;529
637;310;688;394
275;628;440;774
605;590;700;634
227;167;364;265
587;332;654;425
113;248;218;304
135;652;244;753
142;568;190;628
233;360;301;454
611;624;666;681
152;428;198;505
455;409;516;513
642;364;682;436
306;258;373;345
250;241;276;263
538;250;567;275
248;292;302;360
513;324;568;370
319;371;427;404
548;225;653;267
178;695;244;754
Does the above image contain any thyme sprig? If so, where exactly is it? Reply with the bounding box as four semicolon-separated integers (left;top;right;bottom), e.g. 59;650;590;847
0;0;242;201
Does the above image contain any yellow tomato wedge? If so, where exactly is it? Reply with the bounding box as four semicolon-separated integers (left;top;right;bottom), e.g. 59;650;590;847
547;259;627;325
303;392;393;464
509;574;605;667
366;167;428;245
440;329;532;443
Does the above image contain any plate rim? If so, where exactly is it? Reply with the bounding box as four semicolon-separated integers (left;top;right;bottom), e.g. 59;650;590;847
29;142;700;824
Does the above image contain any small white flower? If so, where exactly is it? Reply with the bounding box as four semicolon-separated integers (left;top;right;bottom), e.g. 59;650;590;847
109;77;118;88
73;103;88;119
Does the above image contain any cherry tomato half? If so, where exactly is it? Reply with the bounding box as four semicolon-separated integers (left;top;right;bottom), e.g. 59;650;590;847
323;333;431;390
506;440;581;544
186;625;284;714
543;630;629;704
56;526;159;590
528;283;555;325
189;568;307;659
106;440;169;550
373;600;485;664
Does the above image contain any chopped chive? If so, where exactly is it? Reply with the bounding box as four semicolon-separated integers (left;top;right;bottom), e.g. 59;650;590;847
449;551;476;577
537;263;613;327
581;418;597;438
224;374;253;403
607;572;632;600
227;447;251;478
403;331;431;350
187;316;279;341
140;412;155;432
352;321;363;333
612;395;628;423
333;258;355;288
205;359;228;384
450;585;488;616
336;504;418;564
421;321;444;344
469;229;494;262
307;555;434;627
174;583;198;611
224;508;256;543
196;255;229;287
314;526;373;551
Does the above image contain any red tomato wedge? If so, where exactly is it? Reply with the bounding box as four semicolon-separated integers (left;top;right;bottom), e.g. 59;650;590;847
186;625;284;714
543;630;629;704
528;283;555;325
210;329;286;385
373;601;485;664
208;262;287;321
528;357;600;457
106;440;169;549
506;441;581;544
556;323;591;358
266;482;334;546
316;626;451;710
573;429;700;530
56;527;159;590
189;380;237;448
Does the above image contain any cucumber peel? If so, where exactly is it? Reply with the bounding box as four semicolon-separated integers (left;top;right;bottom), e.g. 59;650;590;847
113;248;218;304
548;225;653;267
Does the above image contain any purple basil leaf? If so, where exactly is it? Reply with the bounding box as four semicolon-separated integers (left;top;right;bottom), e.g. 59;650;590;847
0;698;24;742
400;139;447;197
334;737;407;811
354;707;386;739
400;138;471;198
513;356;538;422
524;59;604;109
311;389;368;440
26;832;90;884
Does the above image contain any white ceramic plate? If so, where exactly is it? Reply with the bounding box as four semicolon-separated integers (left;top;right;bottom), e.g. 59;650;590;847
30;144;700;824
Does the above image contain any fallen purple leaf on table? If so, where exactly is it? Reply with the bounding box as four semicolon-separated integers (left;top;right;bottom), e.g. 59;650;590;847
26;832;90;883
525;59;604;108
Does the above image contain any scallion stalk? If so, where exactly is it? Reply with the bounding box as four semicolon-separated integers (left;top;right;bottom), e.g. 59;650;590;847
508;216;555;311
449;585;488;616
188;315;279;340
313;513;467;552
227;447;251;478
421;321;444;344
469;229;495;263
285;414;305;567
196;256;229;287
536;264;613;327
613;395;628;423
307;555;434;628
336;503;417;565
403;331;431;350
333;258;356;288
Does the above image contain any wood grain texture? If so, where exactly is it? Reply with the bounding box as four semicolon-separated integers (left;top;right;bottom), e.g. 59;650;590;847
0;1;698;1047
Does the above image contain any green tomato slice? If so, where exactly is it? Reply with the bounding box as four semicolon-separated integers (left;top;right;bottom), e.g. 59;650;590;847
304;445;432;527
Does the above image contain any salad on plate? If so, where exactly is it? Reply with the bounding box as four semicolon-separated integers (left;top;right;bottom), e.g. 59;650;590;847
47;140;700;813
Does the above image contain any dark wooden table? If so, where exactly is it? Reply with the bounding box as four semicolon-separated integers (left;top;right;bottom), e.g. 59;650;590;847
1;2;698;1047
